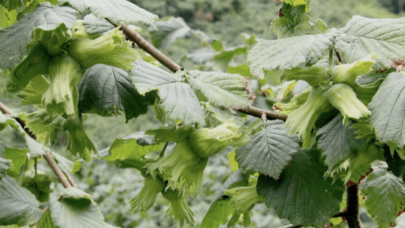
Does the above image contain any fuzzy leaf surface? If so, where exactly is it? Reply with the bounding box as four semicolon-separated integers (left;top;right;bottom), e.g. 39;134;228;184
336;16;405;70
0;3;76;69
364;167;405;228
78;64;155;122
317;114;368;171
131;60;205;126
247;34;333;78
369;73;405;148
0;176;42;226
236;120;300;178
82;14;115;35
188;70;251;109
60;0;158;28
257;149;344;226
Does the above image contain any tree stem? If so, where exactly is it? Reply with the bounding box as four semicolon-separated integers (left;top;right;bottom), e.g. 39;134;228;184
346;184;362;228
119;23;183;72
335;49;344;64
239;106;287;121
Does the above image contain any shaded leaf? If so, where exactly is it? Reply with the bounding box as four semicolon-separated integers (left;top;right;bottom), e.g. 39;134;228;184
257;149;344;226
82;14;114;35
78;64;156;122
150;17;191;48
201;199;234;228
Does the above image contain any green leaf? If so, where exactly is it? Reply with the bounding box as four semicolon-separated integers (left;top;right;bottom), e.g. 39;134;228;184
22;174;53;202
186;47;215;64
236;120;300;178
0;143;11;182
247;34;333;78
214;170;248;201
150;17;191;48
37;210;56;228
201;199;234;228
60;0;158;28
26;109;65;145
316;114;368;171
78;64;156;122
4;147;28;175
101;132;163;161
25;135;47;157
188;70;252;109
0;176;42;226
213;46;248;71
50;188;106;228
364;167;405;228
82;14;115;35
336;16;405;70
202;102;245;128
131;60;206;126
281;65;329;87
277;0;309;9
52;152;75;175
64;114;99;162
228;63;253;79
257;149;345;226
369;73;405;149
0;5;17;29
0;0;30;11
0;3;76;70
17;75;49;105
271;3;326;38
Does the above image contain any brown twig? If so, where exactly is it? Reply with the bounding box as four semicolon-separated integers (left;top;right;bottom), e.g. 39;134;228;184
44;151;72;188
239;106;287;121
345;184;362;228
0;102;72;189
119;23;183;72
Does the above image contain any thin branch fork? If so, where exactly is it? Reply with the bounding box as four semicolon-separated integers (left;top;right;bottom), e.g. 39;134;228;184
0;102;76;189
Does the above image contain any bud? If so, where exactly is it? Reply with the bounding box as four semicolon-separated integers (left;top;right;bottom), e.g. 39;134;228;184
285;87;331;142
225;185;265;214
145;140;201;185
274;87;311;115
331;55;375;86
188;120;250;158
281;65;329;87
35;24;72;56
168;157;208;197
130;175;165;212
64;115;99;162
68;28;136;70
6;45;50;93
162;188;195;227
42;55;82;116
327;83;370;124
26;109;65;145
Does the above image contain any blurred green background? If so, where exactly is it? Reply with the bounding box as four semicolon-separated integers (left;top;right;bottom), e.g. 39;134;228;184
0;0;403;227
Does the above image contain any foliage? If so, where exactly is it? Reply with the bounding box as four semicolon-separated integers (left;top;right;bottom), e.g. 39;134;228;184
1;0;405;228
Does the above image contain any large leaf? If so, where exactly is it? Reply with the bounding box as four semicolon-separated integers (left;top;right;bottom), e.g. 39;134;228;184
59;0;158;28
201;199;234;228
247;34;333;78
188;70;251;109
364;167;405;228
4;147;29;175
0;176;42;226
387;151;405;182
316;114;368;171
130;60;206;126
150;17;191;48
101;132;163;160
78;64;155;122
214;170;248;201
236;120;300;178
336;16;405;70
0;142;11;182
82;14;115;35
369;73;405;149
0;3;76;69
257;149;344;226
49;188;105;228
